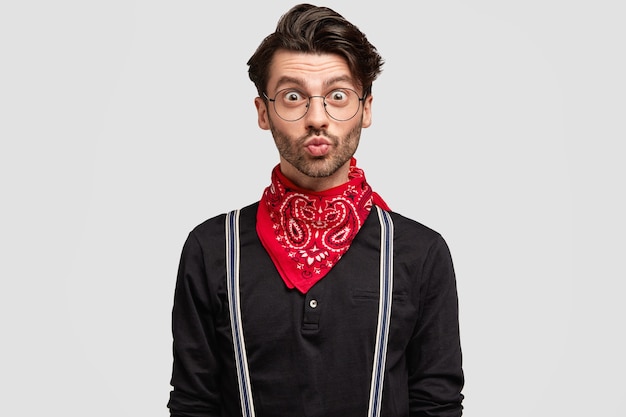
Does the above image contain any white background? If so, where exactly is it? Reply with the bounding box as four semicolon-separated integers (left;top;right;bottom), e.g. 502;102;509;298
1;1;624;416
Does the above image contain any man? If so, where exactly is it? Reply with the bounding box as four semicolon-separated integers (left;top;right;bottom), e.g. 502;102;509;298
168;4;464;417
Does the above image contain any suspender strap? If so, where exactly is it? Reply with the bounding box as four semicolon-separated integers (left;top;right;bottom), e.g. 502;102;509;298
368;207;394;417
225;207;394;417
226;209;255;417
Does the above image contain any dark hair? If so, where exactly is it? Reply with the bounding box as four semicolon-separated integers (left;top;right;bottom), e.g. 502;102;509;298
247;3;384;98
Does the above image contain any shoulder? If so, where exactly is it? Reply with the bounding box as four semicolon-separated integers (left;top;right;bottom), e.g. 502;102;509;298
385;209;445;246
188;201;259;244
375;209;454;270
191;201;259;234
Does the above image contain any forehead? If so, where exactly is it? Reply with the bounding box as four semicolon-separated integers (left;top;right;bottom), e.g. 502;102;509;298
267;50;356;92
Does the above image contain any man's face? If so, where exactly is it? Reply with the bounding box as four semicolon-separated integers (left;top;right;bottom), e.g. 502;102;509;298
254;50;373;190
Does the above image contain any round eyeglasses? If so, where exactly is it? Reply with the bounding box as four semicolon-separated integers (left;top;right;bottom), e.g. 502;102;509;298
263;88;366;122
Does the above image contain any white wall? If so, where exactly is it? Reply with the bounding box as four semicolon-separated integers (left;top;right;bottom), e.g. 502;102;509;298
1;1;624;416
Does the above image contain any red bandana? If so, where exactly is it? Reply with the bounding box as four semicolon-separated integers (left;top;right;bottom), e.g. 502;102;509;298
256;158;390;293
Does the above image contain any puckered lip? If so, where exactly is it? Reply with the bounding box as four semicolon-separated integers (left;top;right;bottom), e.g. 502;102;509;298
303;136;331;147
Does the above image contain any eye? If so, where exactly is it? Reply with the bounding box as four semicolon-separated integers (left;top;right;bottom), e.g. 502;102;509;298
328;90;347;102
281;90;304;102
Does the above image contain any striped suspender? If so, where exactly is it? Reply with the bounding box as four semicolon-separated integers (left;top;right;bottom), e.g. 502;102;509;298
225;207;394;417
226;210;255;417
368;207;394;417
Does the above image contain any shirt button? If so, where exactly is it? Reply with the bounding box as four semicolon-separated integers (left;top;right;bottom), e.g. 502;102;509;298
309;299;318;308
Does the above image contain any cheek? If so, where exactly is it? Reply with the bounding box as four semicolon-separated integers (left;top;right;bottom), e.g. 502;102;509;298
270;116;305;140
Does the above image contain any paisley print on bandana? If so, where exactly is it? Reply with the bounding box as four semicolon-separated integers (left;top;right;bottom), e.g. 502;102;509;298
257;158;389;293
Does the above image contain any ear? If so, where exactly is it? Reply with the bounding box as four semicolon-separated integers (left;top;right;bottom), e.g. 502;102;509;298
254;96;271;130
361;94;373;128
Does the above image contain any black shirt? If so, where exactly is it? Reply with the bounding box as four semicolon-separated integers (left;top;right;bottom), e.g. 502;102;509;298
168;202;464;417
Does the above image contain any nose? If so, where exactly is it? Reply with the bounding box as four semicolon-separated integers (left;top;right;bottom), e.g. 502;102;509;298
304;96;329;128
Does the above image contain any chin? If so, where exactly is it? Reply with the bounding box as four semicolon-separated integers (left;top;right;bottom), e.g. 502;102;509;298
298;158;343;178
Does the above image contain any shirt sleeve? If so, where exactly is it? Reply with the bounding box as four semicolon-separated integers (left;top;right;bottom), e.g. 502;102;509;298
168;231;223;417
408;235;464;417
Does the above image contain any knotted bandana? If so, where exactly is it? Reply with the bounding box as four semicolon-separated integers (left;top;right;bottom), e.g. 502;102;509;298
256;158;390;293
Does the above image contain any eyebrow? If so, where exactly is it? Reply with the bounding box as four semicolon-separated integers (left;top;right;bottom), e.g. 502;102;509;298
273;75;356;91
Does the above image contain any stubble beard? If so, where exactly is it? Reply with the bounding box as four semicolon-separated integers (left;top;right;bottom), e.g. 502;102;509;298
269;117;363;178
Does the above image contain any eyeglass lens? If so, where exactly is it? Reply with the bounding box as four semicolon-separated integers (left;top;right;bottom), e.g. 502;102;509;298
271;88;361;121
